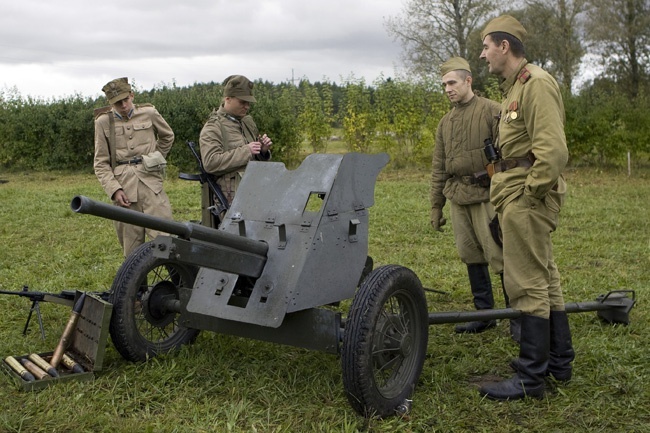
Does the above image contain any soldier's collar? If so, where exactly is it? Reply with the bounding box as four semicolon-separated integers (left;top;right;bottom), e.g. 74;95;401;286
114;108;134;120
224;113;241;123
500;58;528;94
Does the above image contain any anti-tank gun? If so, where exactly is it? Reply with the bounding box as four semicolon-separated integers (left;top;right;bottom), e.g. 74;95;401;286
72;152;429;417
70;151;636;418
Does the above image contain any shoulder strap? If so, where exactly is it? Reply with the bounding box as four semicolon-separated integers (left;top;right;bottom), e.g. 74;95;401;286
108;113;117;169
94;105;112;118
240;116;258;142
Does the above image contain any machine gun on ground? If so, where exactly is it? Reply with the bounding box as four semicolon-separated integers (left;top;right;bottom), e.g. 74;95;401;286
0;286;76;339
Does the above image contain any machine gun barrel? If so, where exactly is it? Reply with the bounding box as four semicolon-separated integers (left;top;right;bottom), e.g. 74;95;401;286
70;195;268;257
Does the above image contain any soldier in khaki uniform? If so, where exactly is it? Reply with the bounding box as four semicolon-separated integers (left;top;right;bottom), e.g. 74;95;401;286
94;77;175;257
478;15;574;401
199;75;272;208
431;57;519;337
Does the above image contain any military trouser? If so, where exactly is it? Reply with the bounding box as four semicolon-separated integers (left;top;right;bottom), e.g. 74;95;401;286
500;193;565;319
450;200;503;274
114;180;173;257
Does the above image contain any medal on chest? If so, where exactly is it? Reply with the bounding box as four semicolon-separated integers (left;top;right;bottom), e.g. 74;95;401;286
506;100;519;122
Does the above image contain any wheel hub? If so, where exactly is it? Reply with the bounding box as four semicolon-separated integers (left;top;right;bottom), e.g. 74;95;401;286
374;314;412;365
140;280;178;327
400;334;413;357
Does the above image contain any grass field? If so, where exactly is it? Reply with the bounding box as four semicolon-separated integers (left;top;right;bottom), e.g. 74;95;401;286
0;162;648;432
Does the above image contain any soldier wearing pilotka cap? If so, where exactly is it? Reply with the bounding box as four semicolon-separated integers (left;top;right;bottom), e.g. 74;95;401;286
430;57;521;340
477;15;574;401
199;75;273;214
93;77;175;257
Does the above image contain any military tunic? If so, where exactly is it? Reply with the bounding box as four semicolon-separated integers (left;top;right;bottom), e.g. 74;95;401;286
430;95;503;272
199;106;270;204
493;59;569;318
94;104;174;256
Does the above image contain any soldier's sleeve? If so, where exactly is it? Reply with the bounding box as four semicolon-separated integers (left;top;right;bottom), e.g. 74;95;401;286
523;76;569;199
430;120;449;210
93;115;122;199
489;100;501;141
199;119;252;176
150;108;174;157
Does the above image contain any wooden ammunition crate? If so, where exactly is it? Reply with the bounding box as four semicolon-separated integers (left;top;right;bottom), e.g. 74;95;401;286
2;292;112;391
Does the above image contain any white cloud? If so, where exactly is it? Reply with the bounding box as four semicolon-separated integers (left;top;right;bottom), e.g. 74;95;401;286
0;0;404;99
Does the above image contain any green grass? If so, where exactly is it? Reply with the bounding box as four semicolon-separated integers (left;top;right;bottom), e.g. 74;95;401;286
0;165;648;432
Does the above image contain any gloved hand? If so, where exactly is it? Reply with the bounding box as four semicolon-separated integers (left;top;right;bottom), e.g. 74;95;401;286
430;208;446;232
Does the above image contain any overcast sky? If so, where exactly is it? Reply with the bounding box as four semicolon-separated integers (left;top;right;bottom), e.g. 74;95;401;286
0;0;406;100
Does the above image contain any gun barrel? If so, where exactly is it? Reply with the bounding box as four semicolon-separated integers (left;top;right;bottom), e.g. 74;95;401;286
71;195;267;257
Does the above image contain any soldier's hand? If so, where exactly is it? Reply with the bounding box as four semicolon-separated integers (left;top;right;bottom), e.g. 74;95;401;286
259;134;273;153
247;141;262;155
430;208;446;232
112;189;131;208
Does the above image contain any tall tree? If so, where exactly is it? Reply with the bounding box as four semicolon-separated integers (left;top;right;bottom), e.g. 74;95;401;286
385;0;497;80
520;0;587;92
585;0;650;99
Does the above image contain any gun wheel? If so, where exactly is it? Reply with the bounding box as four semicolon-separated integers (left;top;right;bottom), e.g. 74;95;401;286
342;265;428;418
109;242;200;362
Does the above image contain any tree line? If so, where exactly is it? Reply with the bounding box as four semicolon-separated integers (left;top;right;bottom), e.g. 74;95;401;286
0;72;648;173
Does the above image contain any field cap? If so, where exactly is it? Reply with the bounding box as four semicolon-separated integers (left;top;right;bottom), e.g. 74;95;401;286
102;77;132;105
481;15;527;42
440;57;471;76
223;75;256;103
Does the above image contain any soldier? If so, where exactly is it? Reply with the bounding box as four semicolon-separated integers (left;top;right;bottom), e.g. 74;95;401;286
430;57;519;339
94;77;175;257
199;75;272;208
478;15;574;400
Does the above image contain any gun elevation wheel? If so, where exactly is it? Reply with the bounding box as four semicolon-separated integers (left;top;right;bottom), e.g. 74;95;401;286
109;242;200;362
342;265;428;418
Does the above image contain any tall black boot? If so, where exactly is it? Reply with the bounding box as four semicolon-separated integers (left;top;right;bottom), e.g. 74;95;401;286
500;273;521;344
509;310;575;383
546;310;575;381
479;314;549;400
455;263;496;334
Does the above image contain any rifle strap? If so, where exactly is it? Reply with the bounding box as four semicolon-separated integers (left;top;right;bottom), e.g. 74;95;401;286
108;112;117;169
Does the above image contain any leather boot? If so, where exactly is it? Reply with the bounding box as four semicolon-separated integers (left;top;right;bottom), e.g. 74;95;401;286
455;264;496;334
547;310;575;381
509;310;575;383
479;314;549;400
500;273;521;344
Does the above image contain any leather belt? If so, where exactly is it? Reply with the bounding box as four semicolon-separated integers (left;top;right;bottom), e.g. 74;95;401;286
117;157;142;166
486;154;534;178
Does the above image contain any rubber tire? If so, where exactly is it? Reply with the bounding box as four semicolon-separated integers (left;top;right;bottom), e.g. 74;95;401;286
342;264;428;418
109;242;200;362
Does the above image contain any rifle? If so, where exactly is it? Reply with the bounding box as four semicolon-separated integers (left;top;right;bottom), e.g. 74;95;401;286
179;141;230;225
0;286;76;339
